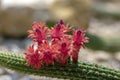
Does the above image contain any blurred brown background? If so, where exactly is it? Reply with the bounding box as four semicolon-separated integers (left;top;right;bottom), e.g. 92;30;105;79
0;0;120;80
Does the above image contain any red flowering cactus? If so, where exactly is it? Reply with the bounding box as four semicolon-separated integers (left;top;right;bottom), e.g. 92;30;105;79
24;20;88;69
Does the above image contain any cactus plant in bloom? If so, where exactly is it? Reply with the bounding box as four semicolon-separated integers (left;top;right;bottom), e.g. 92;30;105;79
0;20;120;80
24;20;88;68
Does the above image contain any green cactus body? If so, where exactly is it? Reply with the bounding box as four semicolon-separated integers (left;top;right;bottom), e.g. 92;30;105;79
0;52;119;80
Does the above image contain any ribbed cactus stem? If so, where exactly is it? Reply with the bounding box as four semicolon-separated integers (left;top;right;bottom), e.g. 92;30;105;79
0;52;120;80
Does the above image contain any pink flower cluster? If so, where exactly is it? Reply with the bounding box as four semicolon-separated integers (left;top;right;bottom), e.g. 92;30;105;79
24;20;89;69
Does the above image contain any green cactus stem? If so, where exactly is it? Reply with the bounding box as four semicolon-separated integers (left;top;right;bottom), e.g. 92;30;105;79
0;52;120;80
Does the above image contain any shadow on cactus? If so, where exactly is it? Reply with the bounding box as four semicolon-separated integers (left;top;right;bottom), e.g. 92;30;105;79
0;20;120;80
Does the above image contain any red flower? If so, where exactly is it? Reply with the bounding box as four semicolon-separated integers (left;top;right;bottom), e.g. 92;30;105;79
42;51;54;65
28;22;48;45
58;38;71;65
24;45;43;69
72;29;88;48
39;42;58;65
71;29;89;62
50;20;69;41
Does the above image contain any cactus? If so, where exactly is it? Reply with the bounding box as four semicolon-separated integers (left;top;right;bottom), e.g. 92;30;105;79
0;20;120;80
0;52;119;80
